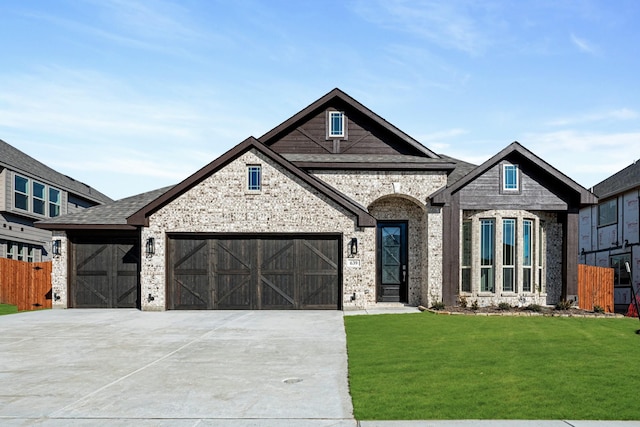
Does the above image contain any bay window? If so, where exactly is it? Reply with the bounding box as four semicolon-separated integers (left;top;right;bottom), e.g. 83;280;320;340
480;219;495;292
503;219;516;292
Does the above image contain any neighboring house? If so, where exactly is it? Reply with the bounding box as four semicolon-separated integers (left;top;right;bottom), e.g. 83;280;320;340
578;160;640;312
37;89;597;310
0;139;112;262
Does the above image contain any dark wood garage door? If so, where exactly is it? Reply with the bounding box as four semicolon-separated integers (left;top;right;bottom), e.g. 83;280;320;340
167;235;341;310
70;239;140;308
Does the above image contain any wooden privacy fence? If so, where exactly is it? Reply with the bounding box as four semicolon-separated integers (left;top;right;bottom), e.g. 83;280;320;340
577;264;614;313
0;258;52;311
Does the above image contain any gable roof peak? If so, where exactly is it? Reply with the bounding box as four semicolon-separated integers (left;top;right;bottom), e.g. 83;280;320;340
126;136;375;228
258;88;440;159
430;141;597;206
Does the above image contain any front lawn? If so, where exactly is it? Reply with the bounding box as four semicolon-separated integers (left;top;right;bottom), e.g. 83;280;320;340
0;303;18;316
345;312;640;420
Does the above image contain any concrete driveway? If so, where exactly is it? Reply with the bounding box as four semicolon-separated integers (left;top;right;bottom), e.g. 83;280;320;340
0;309;355;426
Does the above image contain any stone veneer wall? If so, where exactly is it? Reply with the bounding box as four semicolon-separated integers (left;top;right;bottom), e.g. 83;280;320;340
460;210;562;307
368;197;426;306
310;170;447;209
313;170;447;306
140;149;377;311
50;230;68;309
426;205;443;306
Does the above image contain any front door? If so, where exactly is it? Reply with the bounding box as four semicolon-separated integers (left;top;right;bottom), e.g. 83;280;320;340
377;222;408;302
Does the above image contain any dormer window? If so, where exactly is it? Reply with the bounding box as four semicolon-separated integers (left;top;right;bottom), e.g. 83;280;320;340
327;111;345;138
502;164;519;191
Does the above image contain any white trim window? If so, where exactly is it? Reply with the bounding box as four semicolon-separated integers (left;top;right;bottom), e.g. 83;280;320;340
33;181;46;215
502;219;516;292
328;111;345;138
503;164;519;191
522;219;533;292
14;175;29;211
49;188;61;217
480;219;495;293
6;242;15;259
247;165;261;191
13;173;62;217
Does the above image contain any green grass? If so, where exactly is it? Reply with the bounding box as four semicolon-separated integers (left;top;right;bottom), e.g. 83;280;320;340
0;303;18;316
345;313;640;420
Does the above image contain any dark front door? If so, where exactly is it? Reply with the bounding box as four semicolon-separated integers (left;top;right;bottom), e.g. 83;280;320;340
377;222;408;302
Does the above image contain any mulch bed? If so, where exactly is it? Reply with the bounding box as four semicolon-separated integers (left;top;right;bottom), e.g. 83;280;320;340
421;305;625;318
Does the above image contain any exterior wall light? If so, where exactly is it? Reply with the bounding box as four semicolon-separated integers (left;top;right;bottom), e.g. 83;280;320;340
350;237;358;256
145;237;155;255
52;239;62;256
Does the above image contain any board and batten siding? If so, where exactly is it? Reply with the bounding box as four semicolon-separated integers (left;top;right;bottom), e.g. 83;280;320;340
458;163;568;210
268;107;423;156
140;148;376;311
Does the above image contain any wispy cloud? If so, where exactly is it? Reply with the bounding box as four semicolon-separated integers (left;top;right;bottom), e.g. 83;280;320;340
0;67;260;198
547;108;639;126
352;0;493;55
570;33;597;54
523;129;640;187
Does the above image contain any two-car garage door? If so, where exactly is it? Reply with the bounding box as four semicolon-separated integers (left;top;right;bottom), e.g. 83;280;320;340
69;234;341;310
167;235;341;310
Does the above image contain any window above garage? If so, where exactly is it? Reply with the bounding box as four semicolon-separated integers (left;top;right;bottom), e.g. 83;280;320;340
247;165;261;191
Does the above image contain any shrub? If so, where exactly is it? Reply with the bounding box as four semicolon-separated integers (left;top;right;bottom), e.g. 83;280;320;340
525;304;542;312
458;296;468;308
498;302;511;311
471;300;479;310
593;305;605;314
431;301;446;311
555;300;573;310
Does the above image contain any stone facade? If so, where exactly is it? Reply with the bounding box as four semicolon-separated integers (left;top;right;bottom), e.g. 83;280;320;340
50;230;68;309
140;149;378;311
425;204;444;306
368;197;426;306
310;170;447;209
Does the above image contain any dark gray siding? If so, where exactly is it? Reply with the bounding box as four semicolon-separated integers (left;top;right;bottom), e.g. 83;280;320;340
458;163;568;210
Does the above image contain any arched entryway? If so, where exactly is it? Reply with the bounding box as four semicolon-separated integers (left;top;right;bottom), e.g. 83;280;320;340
368;195;426;305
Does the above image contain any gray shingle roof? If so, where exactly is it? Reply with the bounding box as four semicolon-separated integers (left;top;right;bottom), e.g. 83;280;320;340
436;153;477;186
36;186;173;229
282;153;451;164
592;159;640;199
0;139;112;204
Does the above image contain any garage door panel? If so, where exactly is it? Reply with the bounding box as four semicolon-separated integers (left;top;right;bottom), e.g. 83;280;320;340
300;275;338;309
215;274;251;309
74;275;110;308
216;239;252;271
301;240;339;270
71;240;140;308
168;236;340;310
172;275;211;309
260;274;295;309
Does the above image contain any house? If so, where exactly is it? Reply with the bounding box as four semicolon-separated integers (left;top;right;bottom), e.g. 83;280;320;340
0;139;112;262
36;89;597;310
579;159;640;312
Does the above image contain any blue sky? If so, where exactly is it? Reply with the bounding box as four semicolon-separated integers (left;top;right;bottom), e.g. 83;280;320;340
1;0;639;200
